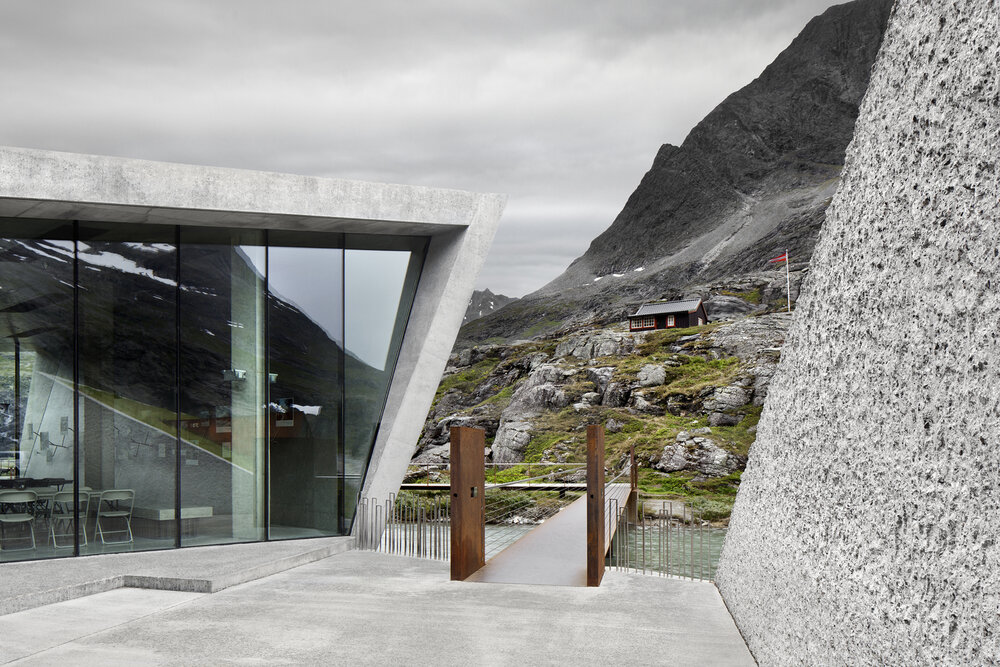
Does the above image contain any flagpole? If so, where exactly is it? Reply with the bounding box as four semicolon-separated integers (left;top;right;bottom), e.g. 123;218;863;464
785;248;791;312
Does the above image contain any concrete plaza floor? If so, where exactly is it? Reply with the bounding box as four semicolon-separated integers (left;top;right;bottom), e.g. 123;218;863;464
0;549;754;666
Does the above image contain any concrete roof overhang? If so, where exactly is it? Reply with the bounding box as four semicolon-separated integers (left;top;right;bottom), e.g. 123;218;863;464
0;145;496;236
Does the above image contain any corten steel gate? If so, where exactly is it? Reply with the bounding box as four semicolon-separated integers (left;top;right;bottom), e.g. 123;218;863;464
449;426;485;581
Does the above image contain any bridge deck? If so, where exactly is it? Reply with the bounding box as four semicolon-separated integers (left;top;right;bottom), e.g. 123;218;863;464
464;483;631;587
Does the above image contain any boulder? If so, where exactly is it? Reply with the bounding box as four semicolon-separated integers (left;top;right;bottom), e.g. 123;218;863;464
602;382;631;407
606;418;624;433
638;364;666;387
491;419;533;464
585;366;616;394
412;443;450;465
630;393;664;415
655;436;744;477
703;385;751;412
555;330;635;360
709;412;743;427
704;294;754;320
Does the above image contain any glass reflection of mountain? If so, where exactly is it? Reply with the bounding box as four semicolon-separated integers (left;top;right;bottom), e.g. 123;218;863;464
0;238;387;460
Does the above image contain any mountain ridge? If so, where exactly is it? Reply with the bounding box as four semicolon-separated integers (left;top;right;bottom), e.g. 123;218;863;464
460;0;894;346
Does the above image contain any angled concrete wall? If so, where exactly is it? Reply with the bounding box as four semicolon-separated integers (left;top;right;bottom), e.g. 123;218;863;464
716;2;1000;664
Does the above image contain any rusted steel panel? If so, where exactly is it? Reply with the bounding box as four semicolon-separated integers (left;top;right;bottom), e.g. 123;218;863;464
586;425;606;587
450;426;485;581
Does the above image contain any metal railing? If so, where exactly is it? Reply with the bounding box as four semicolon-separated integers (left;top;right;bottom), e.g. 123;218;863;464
606;496;723;581
357;464;583;562
356;492;451;561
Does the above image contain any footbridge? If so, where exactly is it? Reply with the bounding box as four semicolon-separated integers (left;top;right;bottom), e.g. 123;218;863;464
359;425;647;587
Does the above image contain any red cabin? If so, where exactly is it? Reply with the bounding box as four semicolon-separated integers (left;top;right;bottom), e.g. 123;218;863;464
628;298;709;332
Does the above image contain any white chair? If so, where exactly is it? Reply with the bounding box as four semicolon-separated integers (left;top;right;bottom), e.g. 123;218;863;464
0;490;37;551
96;489;135;545
49;491;89;548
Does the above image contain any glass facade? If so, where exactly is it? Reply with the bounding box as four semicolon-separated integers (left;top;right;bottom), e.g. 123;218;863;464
0;219;425;561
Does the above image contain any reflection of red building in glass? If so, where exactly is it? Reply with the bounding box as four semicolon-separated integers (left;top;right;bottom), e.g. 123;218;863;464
628;299;709;332
178;409;303;449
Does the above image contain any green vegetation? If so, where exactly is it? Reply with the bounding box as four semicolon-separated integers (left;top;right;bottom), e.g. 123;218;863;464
719;288;762;304
434;356;501;405
708;405;762;457
637;469;743;521
484;463;581;484
634;323;720;356
648;357;740;399
522;319;564;338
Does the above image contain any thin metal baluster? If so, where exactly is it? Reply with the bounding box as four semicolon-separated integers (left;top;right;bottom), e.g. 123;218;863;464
641;500;646;575
667;502;672;577
358;499;366;549
707;519;713;581
689;506;694;580
611;498;622;570
658;512;663;576
699;510;704;581
388;497;394;555
626;510;631;572
409;500;414;557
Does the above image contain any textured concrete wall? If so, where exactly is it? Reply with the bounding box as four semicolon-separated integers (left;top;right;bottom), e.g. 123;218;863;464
716;2;1000;665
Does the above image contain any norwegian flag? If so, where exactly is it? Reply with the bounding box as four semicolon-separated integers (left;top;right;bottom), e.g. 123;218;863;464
767;252;788;264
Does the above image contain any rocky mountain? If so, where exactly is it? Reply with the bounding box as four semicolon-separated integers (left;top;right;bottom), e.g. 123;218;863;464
459;0;894;346
463;289;516;325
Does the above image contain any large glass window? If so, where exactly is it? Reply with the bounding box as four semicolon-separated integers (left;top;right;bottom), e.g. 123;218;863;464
267;232;344;539
0;218;426;562
343;236;424;523
77;222;178;555
0;221;75;562
179;228;266;546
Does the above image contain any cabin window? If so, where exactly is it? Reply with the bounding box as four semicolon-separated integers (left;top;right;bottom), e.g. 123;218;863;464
632;316;655;329
698;317;704;326
666;314;675;327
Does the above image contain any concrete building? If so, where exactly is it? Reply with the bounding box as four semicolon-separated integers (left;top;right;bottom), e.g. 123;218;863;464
0;146;504;562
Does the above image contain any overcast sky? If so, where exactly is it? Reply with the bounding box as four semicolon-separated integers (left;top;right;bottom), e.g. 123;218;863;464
0;0;839;297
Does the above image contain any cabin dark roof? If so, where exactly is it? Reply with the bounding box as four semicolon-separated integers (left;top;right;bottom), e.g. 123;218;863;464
631;299;703;317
